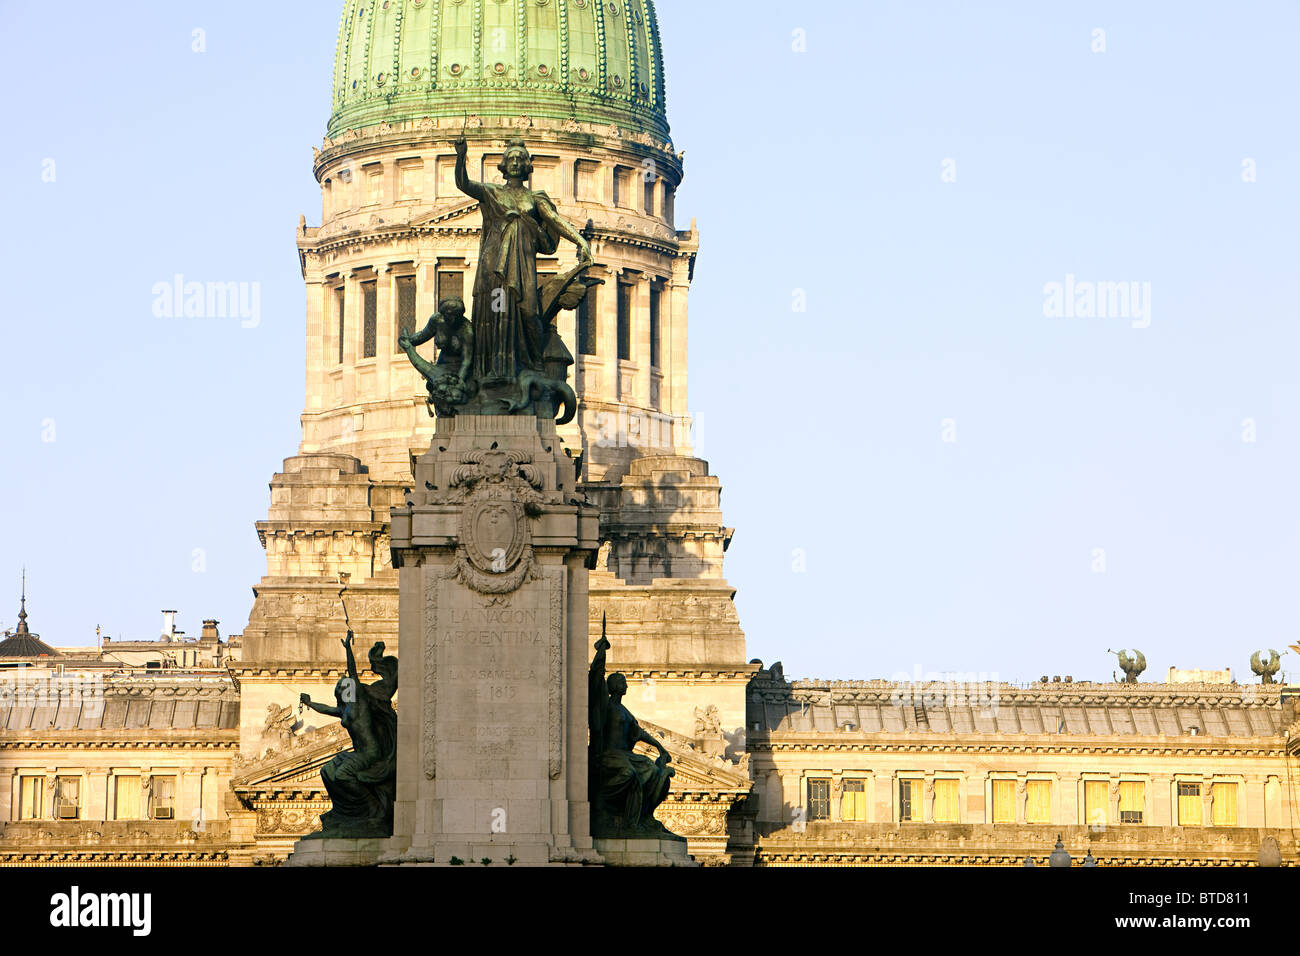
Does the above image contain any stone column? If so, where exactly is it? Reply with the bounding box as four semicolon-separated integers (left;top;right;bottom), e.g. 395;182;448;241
342;271;361;407
376;264;395;390
666;258;692;451
632;272;652;411
1059;772;1079;825
383;415;603;866
305;277;330;414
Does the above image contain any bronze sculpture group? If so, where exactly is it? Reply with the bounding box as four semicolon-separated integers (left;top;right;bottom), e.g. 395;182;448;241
399;137;597;425
299;632;398;839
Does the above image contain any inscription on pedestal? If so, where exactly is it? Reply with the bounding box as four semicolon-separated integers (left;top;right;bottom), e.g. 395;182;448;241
424;569;565;793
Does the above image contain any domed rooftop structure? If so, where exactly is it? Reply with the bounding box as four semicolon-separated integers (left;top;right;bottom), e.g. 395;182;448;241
329;0;670;141
0;572;57;658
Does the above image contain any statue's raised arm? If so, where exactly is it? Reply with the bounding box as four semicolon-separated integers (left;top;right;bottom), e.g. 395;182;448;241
453;137;487;203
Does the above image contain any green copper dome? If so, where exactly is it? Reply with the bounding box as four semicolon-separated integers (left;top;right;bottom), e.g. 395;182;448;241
329;0;670;140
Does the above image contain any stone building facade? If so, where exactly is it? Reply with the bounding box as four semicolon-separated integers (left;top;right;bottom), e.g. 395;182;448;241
742;667;1298;866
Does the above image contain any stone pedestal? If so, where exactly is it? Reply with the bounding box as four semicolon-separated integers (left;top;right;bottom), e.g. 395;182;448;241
385;415;602;866
593;837;697;868
284;838;387;868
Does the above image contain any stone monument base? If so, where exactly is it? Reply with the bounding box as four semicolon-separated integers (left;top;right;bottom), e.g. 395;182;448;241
594;837;697;868
284;837;387;868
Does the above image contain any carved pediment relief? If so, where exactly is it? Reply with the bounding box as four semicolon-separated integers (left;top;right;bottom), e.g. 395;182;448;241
639;718;751;792
231;724;349;789
411;200;481;228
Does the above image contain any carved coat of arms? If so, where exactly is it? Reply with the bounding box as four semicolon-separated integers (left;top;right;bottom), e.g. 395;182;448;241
445;449;544;594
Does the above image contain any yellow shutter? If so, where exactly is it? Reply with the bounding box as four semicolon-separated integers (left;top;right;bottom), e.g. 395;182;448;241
19;777;43;820
841;782;866;822
1178;785;1203;826
1085;781;1108;825
992;780;1017;824
1119;781;1144;822
1026;781;1051;824
1212;783;1238;826
114;776;141;820
934;779;960;823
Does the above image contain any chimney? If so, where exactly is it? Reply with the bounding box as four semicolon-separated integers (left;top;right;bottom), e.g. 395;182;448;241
161;610;178;641
201;619;220;641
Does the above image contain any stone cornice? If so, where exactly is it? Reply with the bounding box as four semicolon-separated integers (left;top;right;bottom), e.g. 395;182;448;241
313;115;680;183
750;734;1284;758
304;218;683;262
753;679;1289;709
0;734;238;752
228;665;351;679
606;666;760;682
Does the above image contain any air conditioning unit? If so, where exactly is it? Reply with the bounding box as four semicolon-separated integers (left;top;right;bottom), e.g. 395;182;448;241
55;802;78;819
153;807;174;820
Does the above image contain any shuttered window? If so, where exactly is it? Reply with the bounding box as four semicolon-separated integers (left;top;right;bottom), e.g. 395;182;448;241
1119;781;1144;823
1085;781;1109;826
1026;781;1052;824
19;777;44;820
114;776;142;820
934;779;960;823
992;780;1017;824
841;779;866;822
1178;782;1203;826
1212;783;1238;826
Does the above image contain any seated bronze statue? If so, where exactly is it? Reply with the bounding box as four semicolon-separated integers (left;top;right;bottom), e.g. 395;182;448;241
588;625;683;840
299;632;398;839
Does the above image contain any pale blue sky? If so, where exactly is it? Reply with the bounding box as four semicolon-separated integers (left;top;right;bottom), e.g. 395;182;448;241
1;1;1296;683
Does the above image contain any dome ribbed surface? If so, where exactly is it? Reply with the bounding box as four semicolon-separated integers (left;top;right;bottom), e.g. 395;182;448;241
329;0;670;139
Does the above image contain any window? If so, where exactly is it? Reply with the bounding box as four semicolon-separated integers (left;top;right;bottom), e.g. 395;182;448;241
1084;780;1108;826
437;271;464;307
18;776;44;820
365;166;383;205
335;287;346;365
617;284;633;362
1026;780;1051;824
398;160;422;201
643;175;655;216
649;287;661;369
151;776;177;820
361;280;378;359
841;778;866;822
1119;781;1144;824
806;778;831;822
612;167;624;208
54;776;80;820
1212;782;1238;826
114;775;142;820
395;275;417;349
664;186;676;226
575;159;600;203
577;285;598;356
1177;782;1203;826
899;778;922;822
934;779;960;823
992;780;1017;824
